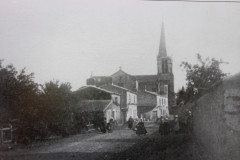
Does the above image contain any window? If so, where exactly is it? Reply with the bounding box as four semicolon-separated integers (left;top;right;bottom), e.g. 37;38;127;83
115;97;118;104
162;59;168;73
129;94;131;103
164;85;168;93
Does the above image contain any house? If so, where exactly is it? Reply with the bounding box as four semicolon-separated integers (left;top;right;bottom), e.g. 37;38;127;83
99;84;138;123
137;90;169;121
73;85;121;123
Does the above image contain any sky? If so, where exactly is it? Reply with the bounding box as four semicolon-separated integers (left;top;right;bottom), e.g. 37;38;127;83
0;0;240;92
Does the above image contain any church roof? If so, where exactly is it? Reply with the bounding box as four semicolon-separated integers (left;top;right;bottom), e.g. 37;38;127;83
111;68;134;78
134;75;157;82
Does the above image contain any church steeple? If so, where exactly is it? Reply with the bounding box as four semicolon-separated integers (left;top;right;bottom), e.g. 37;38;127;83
157;22;172;74
158;22;167;58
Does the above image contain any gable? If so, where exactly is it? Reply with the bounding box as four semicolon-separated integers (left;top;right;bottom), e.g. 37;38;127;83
74;86;112;100
111;70;136;91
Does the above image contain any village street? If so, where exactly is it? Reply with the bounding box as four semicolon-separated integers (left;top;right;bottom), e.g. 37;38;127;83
1;123;164;160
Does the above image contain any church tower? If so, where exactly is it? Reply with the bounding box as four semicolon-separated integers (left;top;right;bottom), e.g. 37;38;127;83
157;22;175;109
157;22;172;75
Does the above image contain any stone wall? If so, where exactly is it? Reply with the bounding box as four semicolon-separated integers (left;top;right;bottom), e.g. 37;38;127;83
192;73;240;160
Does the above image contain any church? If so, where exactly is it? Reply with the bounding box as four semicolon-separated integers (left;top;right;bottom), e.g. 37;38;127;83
86;23;175;120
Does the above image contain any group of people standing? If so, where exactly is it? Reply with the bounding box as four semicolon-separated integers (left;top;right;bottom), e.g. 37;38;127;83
159;115;180;135
127;116;147;136
99;113;190;136
127;115;180;136
100;117;115;133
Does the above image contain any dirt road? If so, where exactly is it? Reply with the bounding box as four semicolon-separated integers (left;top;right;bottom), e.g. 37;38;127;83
0;123;158;160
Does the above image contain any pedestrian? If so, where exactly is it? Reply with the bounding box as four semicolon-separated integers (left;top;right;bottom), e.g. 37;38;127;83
136;119;147;136
173;115;180;134
127;116;134;129
163;117;170;135
159;116;164;135
107;117;114;133
100;117;107;133
186;111;193;135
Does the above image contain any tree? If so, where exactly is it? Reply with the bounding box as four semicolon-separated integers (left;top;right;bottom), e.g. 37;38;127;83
40;81;74;136
0;60;44;142
0;60;40;123
180;54;228;103
176;86;186;105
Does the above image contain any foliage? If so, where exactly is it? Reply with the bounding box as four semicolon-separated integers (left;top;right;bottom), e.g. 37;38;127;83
0;60;40;123
179;54;228;103
0;60;44;143
0;60;77;142
40;81;74;136
176;86;186;105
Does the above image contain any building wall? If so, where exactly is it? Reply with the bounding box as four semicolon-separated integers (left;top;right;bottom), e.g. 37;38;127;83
126;92;137;105
138;81;158;92
111;94;120;106
126;92;138;120
112;71;136;91
157;73;175;110
104;103;121;124
126;105;138;120
86;76;112;87
99;84;137;123
157;96;169;117
137;91;157;107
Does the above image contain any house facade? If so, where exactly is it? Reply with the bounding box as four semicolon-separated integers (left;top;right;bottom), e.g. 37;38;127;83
100;84;137;123
73;85;121;123
137;90;169;121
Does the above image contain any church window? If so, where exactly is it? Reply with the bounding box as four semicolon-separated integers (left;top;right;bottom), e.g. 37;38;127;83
162;59;168;73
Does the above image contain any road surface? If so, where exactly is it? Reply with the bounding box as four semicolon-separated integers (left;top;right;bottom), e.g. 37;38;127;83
1;123;158;160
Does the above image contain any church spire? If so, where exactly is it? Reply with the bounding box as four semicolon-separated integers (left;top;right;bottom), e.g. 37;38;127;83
158;22;167;57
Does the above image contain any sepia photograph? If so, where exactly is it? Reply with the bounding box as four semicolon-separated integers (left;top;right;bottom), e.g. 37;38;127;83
0;0;240;160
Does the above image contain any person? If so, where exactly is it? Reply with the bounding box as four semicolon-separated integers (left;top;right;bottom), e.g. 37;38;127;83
100;117;107;133
136;119;147;136
186;111;193;135
173;115;180;134
127;116;134;129
163;117;170;135
159;116;164;135
107;117;114;133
